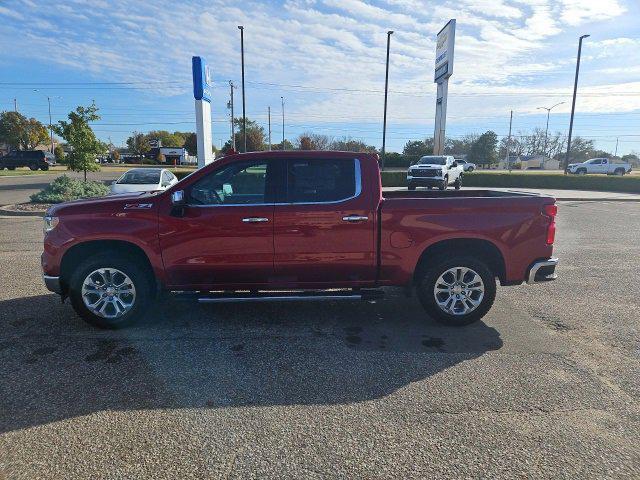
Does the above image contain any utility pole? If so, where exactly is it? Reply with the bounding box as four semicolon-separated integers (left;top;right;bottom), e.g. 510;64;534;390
507;110;513;173
564;34;590;173
614;137;619;157
381;30;393;170
13;98;17;112
238;25;247;153
228;81;236;151
281;96;285;149
537;102;565;160
268;106;272;151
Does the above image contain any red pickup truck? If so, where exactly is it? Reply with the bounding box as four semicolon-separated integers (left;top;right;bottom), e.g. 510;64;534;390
42;151;558;329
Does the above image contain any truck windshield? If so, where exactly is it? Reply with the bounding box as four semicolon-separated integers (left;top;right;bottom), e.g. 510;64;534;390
418;156;447;165
118;170;161;185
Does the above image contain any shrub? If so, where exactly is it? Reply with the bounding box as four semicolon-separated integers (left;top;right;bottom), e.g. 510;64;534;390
30;175;110;203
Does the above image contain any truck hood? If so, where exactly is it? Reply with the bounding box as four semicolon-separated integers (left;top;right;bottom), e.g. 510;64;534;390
46;191;160;216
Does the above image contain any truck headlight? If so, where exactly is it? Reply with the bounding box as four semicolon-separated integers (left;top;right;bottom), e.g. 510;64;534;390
43;215;59;233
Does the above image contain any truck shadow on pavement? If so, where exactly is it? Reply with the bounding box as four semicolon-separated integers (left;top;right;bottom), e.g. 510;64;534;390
0;291;502;433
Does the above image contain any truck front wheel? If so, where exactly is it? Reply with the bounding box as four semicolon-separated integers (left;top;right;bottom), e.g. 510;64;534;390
416;256;496;326
68;253;154;329
439;177;448;190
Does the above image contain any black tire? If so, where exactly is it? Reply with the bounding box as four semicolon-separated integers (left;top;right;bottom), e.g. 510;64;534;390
439;177;447;190
576;168;587;175
68;253;154;329
467;167;474;172
41;164;49;171
7;166;15;171
614;168;625;176
453;176;462;190
408;184;416;191
416;255;496;326
29;164;38;171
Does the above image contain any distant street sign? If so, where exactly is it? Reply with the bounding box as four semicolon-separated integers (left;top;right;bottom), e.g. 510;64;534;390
434;19;456;82
192;56;213;103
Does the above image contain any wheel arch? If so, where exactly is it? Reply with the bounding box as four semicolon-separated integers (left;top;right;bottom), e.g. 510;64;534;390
413;238;506;285
60;240;157;293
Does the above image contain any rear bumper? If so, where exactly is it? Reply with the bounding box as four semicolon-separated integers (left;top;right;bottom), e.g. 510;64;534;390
526;258;558;284
43;275;63;294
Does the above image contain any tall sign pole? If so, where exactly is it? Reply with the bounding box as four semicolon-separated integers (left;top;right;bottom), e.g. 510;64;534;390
192;56;214;168
506;110;513;173
433;19;456;155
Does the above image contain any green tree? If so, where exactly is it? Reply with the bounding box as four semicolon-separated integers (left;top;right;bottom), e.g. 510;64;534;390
330;137;377;153
146;130;186;148
0;111;49;150
53;104;105;181
54;144;65;163
183;133;197;156
222;118;265;153
126;131;151;160
468;131;498;168
402;138;434;163
271;139;294;151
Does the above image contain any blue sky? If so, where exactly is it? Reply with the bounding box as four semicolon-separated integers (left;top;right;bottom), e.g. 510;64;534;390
1;0;639;154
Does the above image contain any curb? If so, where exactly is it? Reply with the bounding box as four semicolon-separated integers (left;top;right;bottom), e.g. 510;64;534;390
0;205;47;217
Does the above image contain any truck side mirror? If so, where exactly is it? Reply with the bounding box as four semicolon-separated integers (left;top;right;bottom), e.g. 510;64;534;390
171;190;185;205
170;190;185;217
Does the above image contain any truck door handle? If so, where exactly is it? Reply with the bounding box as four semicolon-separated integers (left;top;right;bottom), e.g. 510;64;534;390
342;215;368;222
242;217;269;223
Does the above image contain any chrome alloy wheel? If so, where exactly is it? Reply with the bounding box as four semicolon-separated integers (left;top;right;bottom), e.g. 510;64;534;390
433;266;485;316
81;268;136;319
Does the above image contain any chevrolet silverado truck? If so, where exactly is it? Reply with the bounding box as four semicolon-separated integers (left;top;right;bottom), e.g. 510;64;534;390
407;155;464;190
567;157;632;176
42;151;558;329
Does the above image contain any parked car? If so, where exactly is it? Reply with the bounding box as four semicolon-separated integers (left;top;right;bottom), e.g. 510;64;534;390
456;159;476;172
407;155;464;190
110;168;178;194
0;150;56;171
567;158;632;176
42;150;558;329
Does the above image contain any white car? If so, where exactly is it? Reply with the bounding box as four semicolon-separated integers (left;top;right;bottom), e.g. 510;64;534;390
111;168;178;195
567;158;632;176
407;155;464;190
456;159;476;172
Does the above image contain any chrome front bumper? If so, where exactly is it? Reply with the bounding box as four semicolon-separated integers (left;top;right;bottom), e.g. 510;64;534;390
43;275;63;294
527;258;559;284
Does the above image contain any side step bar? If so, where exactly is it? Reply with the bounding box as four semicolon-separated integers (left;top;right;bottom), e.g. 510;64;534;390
176;289;384;304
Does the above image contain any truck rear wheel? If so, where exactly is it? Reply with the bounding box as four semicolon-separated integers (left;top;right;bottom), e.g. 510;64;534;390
68;253;154;329
614;168;625;176
454;176;462;190
416;256;496;326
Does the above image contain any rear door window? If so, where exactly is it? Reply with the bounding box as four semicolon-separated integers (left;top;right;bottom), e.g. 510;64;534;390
286;158;359;203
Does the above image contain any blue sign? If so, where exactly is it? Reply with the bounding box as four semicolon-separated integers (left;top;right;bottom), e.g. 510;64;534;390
192;56;212;102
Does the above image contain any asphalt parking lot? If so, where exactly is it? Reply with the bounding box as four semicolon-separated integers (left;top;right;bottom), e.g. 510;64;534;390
1;202;639;478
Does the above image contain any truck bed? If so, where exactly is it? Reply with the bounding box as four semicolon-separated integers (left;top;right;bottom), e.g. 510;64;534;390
384;189;542;200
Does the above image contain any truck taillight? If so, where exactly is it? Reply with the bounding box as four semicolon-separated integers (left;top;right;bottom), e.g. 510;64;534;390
543;204;557;245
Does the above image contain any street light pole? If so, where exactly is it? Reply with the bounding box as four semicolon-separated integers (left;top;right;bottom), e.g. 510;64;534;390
238;26;247;153
381;30;393;171
228;80;236;151
564;34;589;173
281;96;285;149
47;96;54;153
268;106;272;151
536;101;565;159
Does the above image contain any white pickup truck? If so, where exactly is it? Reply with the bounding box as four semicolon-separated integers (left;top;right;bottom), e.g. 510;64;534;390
407;155;464;190
567;158;632;176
